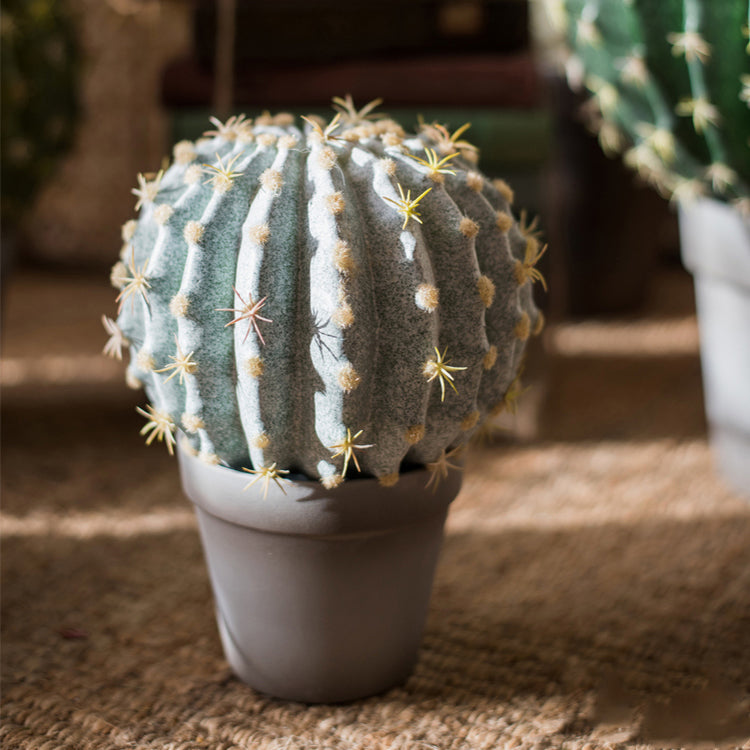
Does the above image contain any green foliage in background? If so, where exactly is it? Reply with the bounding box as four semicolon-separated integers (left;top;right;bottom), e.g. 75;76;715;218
1;0;79;224
547;0;750;208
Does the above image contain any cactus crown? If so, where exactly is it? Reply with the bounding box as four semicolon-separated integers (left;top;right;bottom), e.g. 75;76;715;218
547;0;750;211
104;99;543;490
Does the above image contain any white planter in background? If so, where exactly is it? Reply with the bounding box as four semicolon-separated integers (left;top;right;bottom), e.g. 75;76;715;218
679;198;750;498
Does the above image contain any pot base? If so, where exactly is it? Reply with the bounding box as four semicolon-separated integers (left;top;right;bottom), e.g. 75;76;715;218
710;424;750;499
214;603;415;704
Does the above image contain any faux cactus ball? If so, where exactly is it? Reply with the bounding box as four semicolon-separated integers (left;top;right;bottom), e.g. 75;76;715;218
104;97;545;491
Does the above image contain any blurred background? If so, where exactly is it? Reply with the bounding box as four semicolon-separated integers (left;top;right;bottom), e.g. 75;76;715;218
1;0;680;302
2;0;684;400
4;3;750;748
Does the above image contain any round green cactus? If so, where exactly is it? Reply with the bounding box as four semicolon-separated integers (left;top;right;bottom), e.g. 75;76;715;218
104;100;544;489
546;0;750;208
1;0;79;224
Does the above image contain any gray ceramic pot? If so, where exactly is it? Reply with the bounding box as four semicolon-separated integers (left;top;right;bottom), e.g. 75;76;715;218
177;438;462;703
679;197;750;498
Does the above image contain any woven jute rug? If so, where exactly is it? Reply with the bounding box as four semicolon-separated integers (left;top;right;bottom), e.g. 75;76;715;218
2;270;750;750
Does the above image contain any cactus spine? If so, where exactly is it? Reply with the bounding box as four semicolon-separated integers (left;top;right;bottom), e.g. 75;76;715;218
106;101;543;488
547;0;750;209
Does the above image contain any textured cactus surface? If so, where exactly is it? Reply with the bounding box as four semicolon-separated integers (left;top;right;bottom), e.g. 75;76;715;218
1;0;79;223
547;0;750;207
105;101;543;489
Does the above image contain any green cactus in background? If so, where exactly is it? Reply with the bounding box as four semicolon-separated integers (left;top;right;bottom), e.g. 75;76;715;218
104;100;544;489
545;0;750;209
1;0;79;224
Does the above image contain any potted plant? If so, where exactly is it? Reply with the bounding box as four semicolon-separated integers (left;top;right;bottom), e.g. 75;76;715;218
1;0;79;275
103;99;544;702
544;0;750;495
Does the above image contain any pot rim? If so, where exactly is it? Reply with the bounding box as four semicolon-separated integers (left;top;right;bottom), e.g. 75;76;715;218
177;435;463;537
